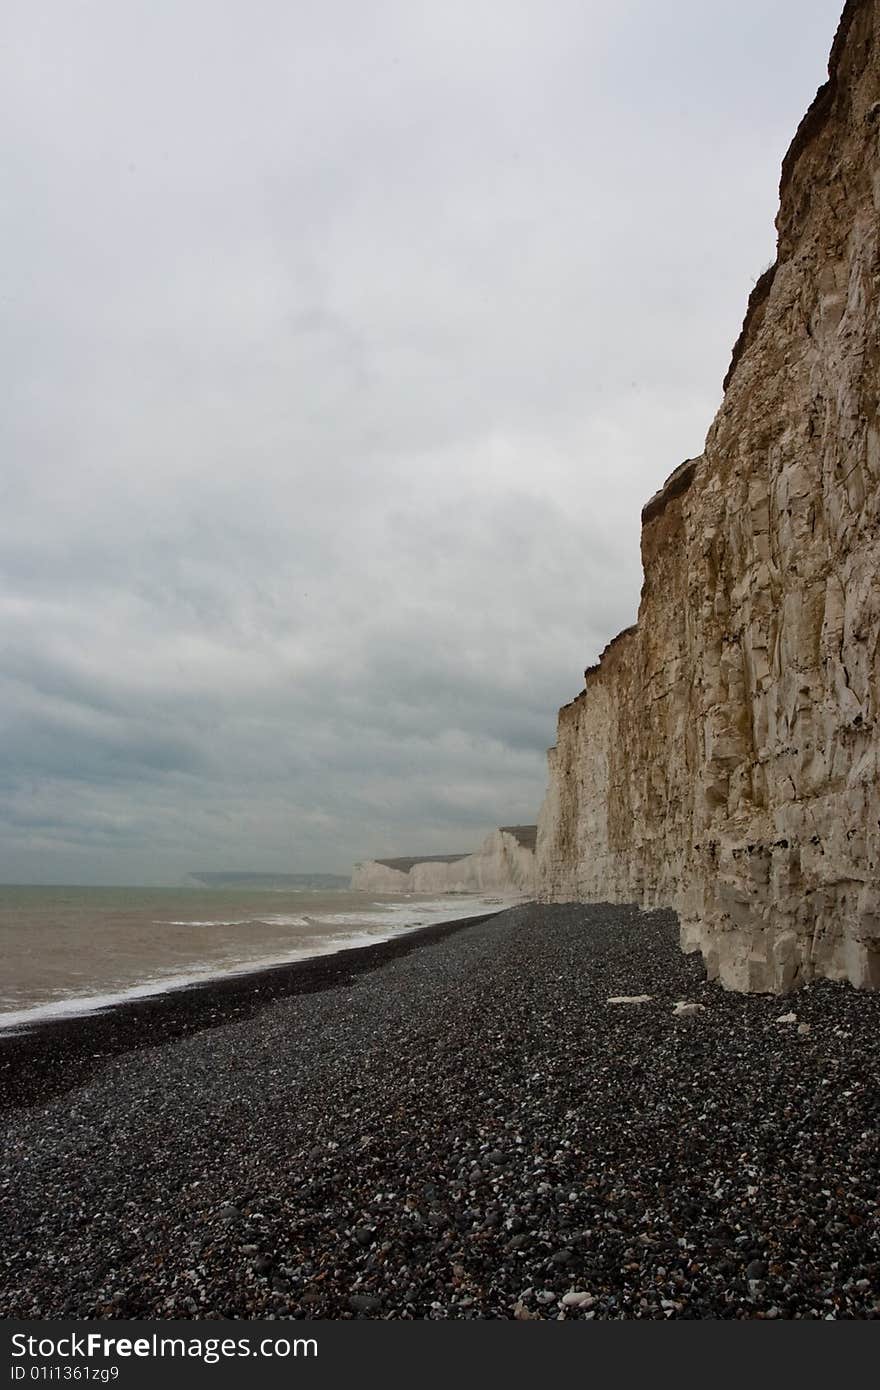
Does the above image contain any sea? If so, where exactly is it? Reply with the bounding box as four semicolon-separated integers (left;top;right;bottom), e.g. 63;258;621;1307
0;883;514;1031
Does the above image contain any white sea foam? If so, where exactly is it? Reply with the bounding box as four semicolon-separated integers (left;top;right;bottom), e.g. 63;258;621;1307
157;919;254;927
157;915;311;928
319;896;506;929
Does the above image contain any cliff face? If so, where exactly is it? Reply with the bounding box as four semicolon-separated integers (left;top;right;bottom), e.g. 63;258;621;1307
538;0;880;992
352;827;537;896
350;860;412;893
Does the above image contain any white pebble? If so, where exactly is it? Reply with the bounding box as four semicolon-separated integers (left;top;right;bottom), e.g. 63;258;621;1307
561;1290;595;1308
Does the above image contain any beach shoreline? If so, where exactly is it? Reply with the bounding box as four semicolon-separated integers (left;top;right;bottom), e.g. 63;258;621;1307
0;910;502;1116
2;902;878;1320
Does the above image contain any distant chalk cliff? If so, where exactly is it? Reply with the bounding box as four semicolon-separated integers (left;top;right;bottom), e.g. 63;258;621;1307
352;827;537;896
537;0;880;991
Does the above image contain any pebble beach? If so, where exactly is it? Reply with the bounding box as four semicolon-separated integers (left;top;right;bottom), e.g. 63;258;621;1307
1;903;879;1320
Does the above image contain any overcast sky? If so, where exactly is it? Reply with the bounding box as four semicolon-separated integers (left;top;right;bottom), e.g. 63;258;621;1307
1;0;843;883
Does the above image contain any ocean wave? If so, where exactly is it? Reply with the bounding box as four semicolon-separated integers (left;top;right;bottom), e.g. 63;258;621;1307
156;915;311;928
156;919;255;927
255;914;311;928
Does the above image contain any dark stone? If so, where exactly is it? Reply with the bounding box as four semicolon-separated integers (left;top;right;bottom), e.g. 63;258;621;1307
349;1294;383;1313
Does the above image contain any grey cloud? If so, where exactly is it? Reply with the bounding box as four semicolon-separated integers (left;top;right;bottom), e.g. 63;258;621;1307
0;0;843;881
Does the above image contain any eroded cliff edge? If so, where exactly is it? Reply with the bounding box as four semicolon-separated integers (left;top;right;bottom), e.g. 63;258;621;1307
537;0;880;991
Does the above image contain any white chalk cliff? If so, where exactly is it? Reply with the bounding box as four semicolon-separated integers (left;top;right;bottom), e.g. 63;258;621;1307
537;0;880;991
352;827;537;896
